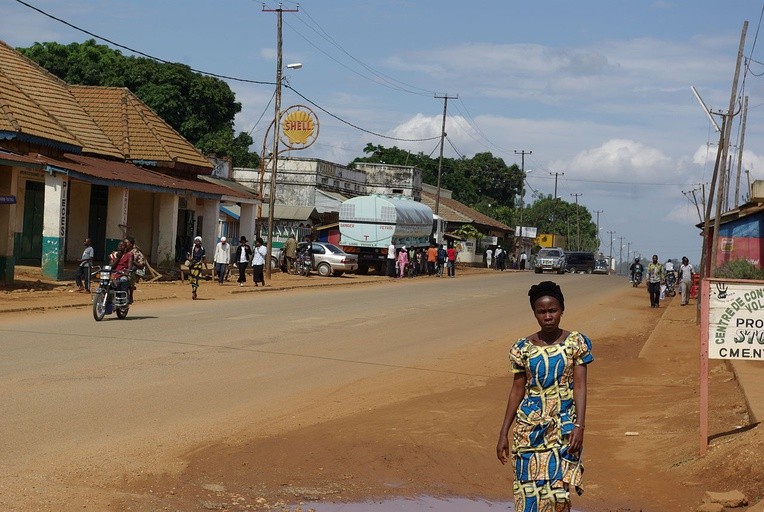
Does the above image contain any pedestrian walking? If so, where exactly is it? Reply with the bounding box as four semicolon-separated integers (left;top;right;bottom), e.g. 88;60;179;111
186;236;206;300
397;246;409;278
213;236;231;284
646;254;664;308
252;237;267;286
678;256;694;306
284;234;297;274
497;281;593;512
235;236;252;287
387;242;396;277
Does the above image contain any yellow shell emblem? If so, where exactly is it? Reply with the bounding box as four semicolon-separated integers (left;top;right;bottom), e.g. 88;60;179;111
281;110;315;145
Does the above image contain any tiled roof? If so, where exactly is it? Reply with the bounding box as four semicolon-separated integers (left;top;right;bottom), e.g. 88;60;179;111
69;86;212;171
0;40;123;158
421;191;512;232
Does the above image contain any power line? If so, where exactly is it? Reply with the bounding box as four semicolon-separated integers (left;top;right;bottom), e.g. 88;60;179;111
292;7;434;97
12;0;440;145
287;85;440;142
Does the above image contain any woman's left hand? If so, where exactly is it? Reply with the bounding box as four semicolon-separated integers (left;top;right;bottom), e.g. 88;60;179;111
568;425;584;456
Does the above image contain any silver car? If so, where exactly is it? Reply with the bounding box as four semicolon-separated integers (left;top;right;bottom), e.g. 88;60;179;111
534;247;566;274
281;242;358;277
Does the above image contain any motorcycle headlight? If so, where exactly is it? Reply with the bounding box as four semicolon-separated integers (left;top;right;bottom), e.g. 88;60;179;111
99;271;111;280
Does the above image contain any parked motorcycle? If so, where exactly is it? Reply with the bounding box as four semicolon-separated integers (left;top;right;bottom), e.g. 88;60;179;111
91;265;130;321
295;251;312;277
665;270;677;297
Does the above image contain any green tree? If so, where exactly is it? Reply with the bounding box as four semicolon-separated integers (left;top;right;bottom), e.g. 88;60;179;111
18;40;259;168
522;196;598;251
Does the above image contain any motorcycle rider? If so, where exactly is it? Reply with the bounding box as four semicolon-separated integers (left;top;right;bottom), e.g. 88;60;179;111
112;245;134;301
629;257;644;283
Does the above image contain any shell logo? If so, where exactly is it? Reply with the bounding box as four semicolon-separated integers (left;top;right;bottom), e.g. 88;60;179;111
281;109;315;145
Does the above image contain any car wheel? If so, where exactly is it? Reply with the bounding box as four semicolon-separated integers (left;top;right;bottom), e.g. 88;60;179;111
568;267;576;274
534;268;542;274
585;268;592;274
317;262;332;277
270;256;278;270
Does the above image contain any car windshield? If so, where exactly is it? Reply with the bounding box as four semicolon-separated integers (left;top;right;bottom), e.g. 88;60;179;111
596;259;607;266
538;249;563;258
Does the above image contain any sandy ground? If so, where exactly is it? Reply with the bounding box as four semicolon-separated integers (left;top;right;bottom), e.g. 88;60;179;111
1;266;763;511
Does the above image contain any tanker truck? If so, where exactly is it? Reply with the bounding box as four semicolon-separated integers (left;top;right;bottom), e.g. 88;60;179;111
338;195;440;275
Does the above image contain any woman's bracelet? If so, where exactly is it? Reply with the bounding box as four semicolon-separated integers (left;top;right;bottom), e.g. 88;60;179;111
573;423;585;429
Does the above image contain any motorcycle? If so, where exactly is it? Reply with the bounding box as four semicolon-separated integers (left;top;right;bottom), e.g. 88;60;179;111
665;270;677;297
295;251;312;277
632;268;643;288
91;265;130;321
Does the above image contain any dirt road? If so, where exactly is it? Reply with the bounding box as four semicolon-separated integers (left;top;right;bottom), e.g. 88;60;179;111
0;271;761;511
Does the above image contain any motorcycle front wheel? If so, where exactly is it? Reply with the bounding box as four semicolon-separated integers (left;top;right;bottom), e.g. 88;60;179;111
93;290;106;321
116;306;129;319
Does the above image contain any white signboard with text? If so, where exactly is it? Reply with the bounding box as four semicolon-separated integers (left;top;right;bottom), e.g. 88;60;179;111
707;280;764;360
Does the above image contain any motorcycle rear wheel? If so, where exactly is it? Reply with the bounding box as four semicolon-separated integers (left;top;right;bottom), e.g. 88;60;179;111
93;291;106;321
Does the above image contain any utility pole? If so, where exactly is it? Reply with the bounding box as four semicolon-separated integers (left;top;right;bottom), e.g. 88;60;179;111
608;230;616;273
618;236;624;276
734;95;748;209
707;21;747;277
549;171;564;246
570;192;582;251
549;171;564;199
435;93;458;216
594;210;603;253
263;2;299;280
514;149;532;226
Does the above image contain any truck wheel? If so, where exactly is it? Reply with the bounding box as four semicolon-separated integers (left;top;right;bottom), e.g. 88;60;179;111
357;265;369;275
317;262;332;277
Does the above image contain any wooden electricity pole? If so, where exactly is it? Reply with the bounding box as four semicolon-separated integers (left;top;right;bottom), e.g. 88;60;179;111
435;93;458;216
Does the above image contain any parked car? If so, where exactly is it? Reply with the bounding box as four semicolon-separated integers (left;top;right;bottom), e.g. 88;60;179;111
565;251;596;274
534;247;566;274
593;258;609;274
279;242;358;277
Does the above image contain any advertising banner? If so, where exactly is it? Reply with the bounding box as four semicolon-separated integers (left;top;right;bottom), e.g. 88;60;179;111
707;280;764;360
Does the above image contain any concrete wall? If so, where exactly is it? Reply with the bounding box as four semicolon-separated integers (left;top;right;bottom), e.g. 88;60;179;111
67;181;90;261
127;189;155;261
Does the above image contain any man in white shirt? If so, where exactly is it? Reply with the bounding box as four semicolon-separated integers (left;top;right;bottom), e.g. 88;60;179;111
75;238;94;292
387;242;396;277
678;256;694;306
213;236;231;284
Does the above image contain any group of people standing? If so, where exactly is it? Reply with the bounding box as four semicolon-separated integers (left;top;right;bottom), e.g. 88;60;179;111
485;247;528;271
188;235;268;300
387;242;457;278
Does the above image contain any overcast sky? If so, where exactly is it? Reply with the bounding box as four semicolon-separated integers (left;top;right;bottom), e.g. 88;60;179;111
3;0;764;265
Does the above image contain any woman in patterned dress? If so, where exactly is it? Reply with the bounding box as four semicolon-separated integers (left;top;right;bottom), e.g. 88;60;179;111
496;281;593;512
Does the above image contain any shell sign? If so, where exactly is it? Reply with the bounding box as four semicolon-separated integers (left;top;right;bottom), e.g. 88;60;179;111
280;105;319;149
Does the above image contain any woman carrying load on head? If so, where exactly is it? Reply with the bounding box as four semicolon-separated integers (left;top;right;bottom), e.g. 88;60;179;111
496;280;593;512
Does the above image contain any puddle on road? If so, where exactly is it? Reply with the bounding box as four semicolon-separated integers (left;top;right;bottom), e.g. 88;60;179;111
305;496;515;511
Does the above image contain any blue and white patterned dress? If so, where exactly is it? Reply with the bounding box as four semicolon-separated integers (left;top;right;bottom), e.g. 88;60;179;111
509;331;594;512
